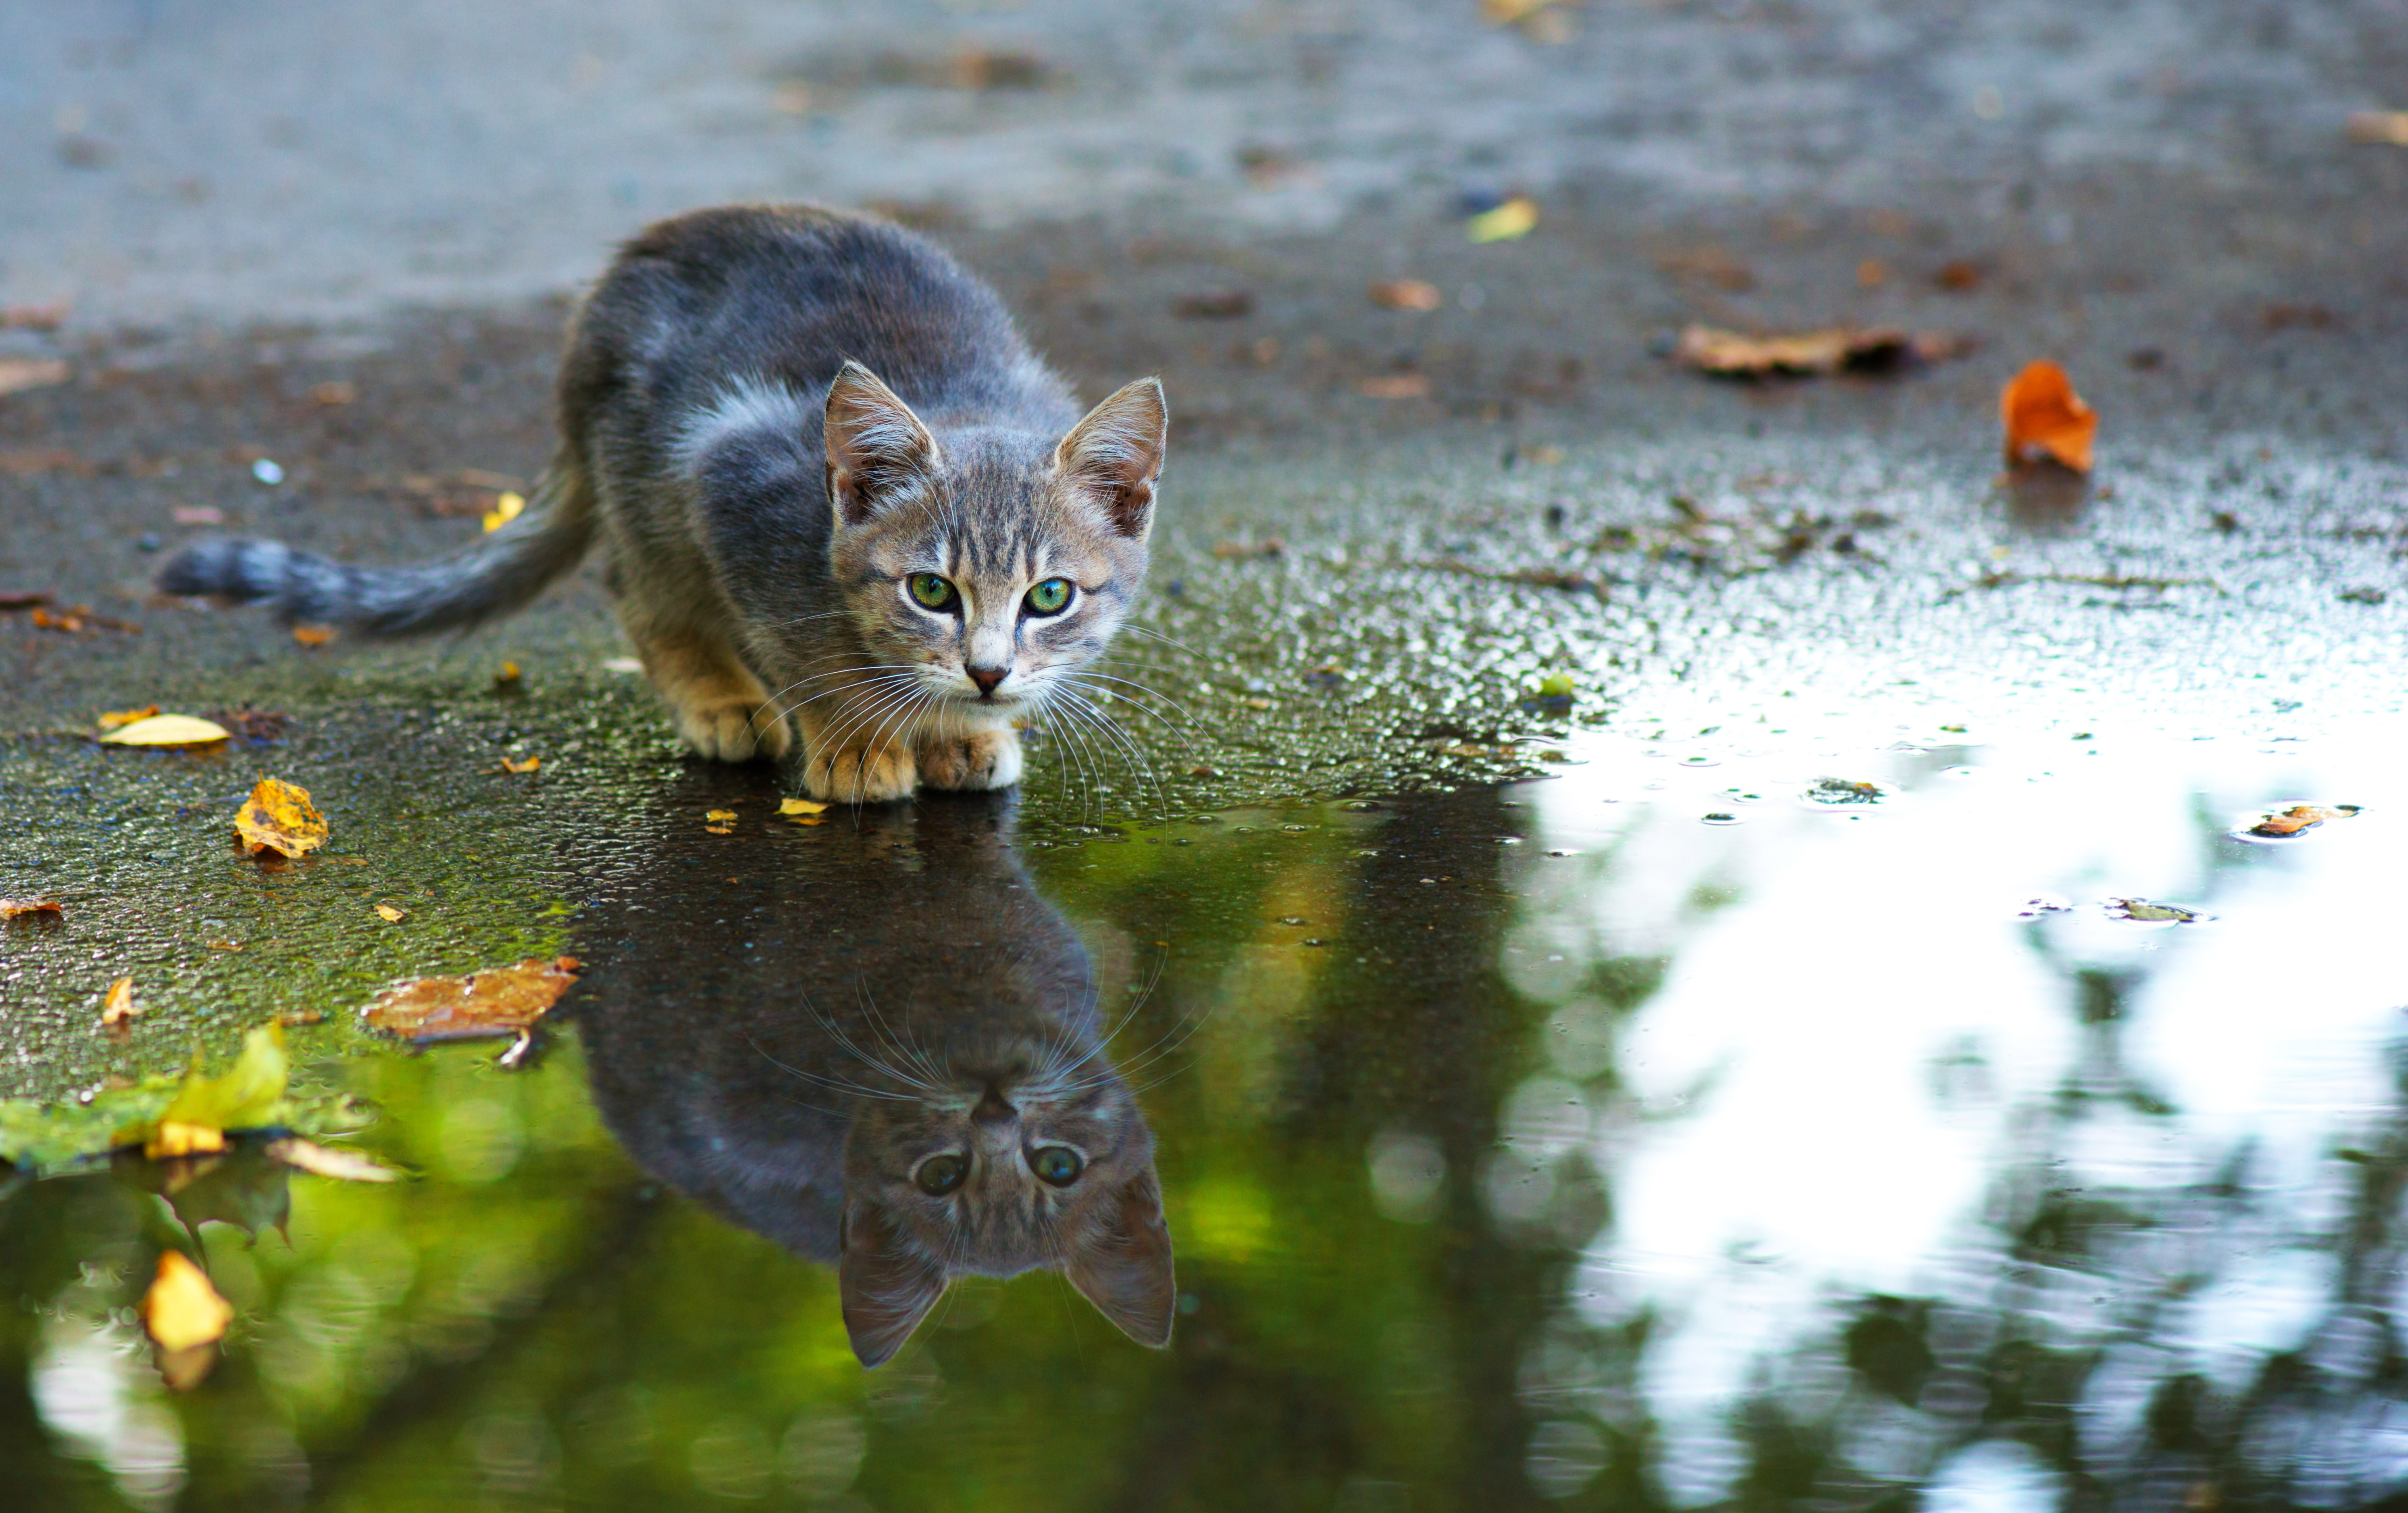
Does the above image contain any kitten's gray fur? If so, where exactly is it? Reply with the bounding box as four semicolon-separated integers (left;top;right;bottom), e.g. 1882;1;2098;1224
161;205;1168;803
578;792;1173;1367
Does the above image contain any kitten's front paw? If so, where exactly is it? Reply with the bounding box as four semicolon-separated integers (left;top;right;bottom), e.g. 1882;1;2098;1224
677;699;792;763
916;728;1023;791
804;738;918;803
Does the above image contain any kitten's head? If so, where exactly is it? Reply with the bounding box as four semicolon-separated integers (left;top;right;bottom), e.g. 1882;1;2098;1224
838;1026;1173;1367
821;362;1166;720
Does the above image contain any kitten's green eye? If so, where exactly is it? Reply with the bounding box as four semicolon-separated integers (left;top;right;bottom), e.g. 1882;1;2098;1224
1029;1146;1084;1186
1023;578;1073;616
915;1153;968;1195
907;574;959;612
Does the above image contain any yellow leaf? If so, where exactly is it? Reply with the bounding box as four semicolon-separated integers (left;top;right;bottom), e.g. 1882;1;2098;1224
705;825;734;835
705;809;738;822
495;660;522;685
291;624;336;647
0;897;63;919
1467;195;1538;243
234;778;329;857
482;491;525;532
145;1121;227;1159
777;798;830;816
375;904;405;922
97;704;160;731
265;1137;400;1182
100;714;231;748
140;1251;233;1352
363;956;582;1041
499;755;540;773
101;977;139;1028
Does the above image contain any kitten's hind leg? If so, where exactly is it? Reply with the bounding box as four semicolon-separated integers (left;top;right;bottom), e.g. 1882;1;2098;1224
628;625;792;762
916;727;1023;792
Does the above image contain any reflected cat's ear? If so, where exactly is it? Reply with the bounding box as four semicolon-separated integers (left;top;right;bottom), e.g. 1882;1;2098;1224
838;1199;949;1368
1054;377;1167;541
824;360;940;529
1065;1167;1175;1348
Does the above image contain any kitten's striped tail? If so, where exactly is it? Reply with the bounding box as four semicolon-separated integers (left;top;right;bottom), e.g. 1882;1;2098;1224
158;454;597;639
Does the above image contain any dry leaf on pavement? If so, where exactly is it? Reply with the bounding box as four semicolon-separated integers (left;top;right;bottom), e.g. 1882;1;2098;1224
2001;360;2097;472
363;956;582;1041
1673;324;1971;377
266;1137;400;1182
1369;279;1443;311
1;898;64;919
100;714;232;748
140;1251;233;1353
234;778;329;858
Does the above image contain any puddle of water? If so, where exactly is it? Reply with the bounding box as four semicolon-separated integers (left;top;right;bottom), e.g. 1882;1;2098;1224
6;706;2406;1506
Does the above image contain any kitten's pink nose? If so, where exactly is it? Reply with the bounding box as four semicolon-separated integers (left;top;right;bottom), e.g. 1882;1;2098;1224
966;665;1008;696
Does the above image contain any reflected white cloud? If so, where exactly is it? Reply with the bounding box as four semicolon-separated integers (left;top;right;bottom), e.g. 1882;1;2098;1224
30;1314;188;1513
1510;724;2408;1499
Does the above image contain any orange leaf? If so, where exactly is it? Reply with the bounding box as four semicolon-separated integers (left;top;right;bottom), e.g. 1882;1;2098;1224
234;778;329;857
0;897;63;919
362;956;582;1041
291;624;336;647
102;976;139;1028
98;704;161;731
498;755;540;774
2001;359;2097;472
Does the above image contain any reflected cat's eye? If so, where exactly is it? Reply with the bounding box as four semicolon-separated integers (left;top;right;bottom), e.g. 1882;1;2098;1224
915;1153;968;1195
907;573;959;612
1023;578;1073;616
1030;1146;1084;1186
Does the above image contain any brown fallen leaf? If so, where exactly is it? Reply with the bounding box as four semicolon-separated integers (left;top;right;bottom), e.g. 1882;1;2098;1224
1212;537;1286;560
266;1137;400;1182
146;1121;227;1159
362;955;582;1041
1357;373;1431;399
101;714;231;747
1936;260;1985;291
291;624;336;648
0;358;71;397
497;755;540;774
307;381;357;406
234;778;330;858
30;606;83;632
98;705;161;731
206;940;244;952
2000;359;2097;472
171;505;224;526
1173;290;1254;319
0;589;56;609
374;904;406;922
0;897;64;919
2346;110;2408;145
1;300;70;331
140;1251;233;1353
1674;324;1921;377
1369;279;1444;311
102;977;140;1030
2245;803;2361;838
1856;258;1889;287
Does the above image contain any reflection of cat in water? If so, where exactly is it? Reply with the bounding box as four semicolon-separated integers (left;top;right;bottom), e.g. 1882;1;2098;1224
577;792;1172;1366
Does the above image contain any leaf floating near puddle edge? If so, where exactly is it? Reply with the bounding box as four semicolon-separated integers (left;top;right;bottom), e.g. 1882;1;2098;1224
266;1136;400;1182
778;798;830;820
100;714;231;748
362;956;582;1042
234;778;330;858
2242;803;2361;839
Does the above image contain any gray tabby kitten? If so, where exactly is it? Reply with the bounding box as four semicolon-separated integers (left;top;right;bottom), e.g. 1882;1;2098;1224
162;205;1168;803
577;789;1173;1366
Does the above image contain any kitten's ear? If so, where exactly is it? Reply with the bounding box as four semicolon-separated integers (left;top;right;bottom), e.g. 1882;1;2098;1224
1054;377;1167;541
1065;1167;1175;1348
824;360;940;528
838;1199;948;1368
